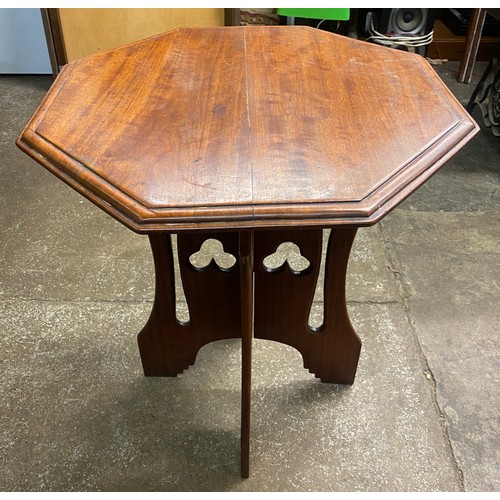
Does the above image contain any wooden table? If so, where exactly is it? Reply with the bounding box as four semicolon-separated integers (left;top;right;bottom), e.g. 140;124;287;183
17;26;478;478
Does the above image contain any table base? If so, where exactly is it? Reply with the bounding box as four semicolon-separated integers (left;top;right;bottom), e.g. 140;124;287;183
138;228;361;477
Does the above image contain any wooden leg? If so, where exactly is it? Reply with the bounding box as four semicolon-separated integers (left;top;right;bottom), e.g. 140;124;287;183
458;8;486;84
254;228;361;384
137;232;241;376
138;228;359;478
239;231;254;479
320;227;361;383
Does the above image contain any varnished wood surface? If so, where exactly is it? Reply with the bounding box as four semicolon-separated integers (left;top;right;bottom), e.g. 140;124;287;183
137;232;241;375
239;231;254;479
139;229;360;381
254;228;360;383
17;26;479;232
138;229;360;476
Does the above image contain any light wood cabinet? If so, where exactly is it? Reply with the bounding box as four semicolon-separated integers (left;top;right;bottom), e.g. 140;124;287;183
57;8;225;62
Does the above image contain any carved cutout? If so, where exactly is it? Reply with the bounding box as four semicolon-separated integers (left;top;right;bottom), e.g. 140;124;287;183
189;238;237;272
170;234;190;325
308;229;329;332
262;242;311;275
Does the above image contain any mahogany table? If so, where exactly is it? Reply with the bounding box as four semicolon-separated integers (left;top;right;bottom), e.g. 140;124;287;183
17;26;478;478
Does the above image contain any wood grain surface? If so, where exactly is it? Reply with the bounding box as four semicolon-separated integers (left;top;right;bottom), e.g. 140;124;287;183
138;232;241;376
254;228;361;383
239;231;254;479
17;26;479;232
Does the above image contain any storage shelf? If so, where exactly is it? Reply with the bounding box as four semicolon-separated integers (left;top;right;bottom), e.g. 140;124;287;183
428;19;500;61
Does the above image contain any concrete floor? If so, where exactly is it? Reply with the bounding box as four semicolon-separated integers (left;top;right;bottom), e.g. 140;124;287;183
0;61;499;492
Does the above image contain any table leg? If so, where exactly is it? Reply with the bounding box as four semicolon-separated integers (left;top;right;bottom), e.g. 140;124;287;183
138;227;360;477
139;228;361;383
137;232;241;376
239;231;254;479
458;8;487;84
254;227;361;384
321;227;361;383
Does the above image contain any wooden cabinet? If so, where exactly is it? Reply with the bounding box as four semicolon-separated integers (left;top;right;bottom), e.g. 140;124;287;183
428;18;500;62
51;8;225;64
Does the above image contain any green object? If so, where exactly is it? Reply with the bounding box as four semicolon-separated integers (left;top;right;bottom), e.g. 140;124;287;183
277;8;350;21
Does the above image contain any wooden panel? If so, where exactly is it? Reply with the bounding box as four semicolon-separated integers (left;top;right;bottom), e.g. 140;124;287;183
58;8;224;61
46;9;67;67
138;232;241;376
40;9;59;77
33;28;253;215
245;28;461;204
254;228;361;383
428;19;500;61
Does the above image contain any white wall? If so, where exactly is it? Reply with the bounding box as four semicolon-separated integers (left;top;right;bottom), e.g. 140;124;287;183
0;8;51;74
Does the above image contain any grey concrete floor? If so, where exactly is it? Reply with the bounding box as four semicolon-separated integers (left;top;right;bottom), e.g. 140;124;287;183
1;60;499;492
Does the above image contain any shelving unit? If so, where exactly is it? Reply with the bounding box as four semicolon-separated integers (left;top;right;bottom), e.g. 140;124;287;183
428;18;500;61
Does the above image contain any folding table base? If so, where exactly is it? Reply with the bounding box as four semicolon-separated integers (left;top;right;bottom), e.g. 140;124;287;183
138;228;361;477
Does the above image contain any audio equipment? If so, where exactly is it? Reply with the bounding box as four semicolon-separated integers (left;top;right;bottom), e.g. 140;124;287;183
363;8;435;56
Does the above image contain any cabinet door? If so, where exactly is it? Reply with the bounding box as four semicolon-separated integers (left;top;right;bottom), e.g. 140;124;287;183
58;8;225;62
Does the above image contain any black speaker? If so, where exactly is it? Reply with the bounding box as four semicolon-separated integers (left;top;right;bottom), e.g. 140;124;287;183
364;8;435;56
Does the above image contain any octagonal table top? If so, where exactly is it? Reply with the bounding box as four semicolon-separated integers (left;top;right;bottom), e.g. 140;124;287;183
17;26;478;232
